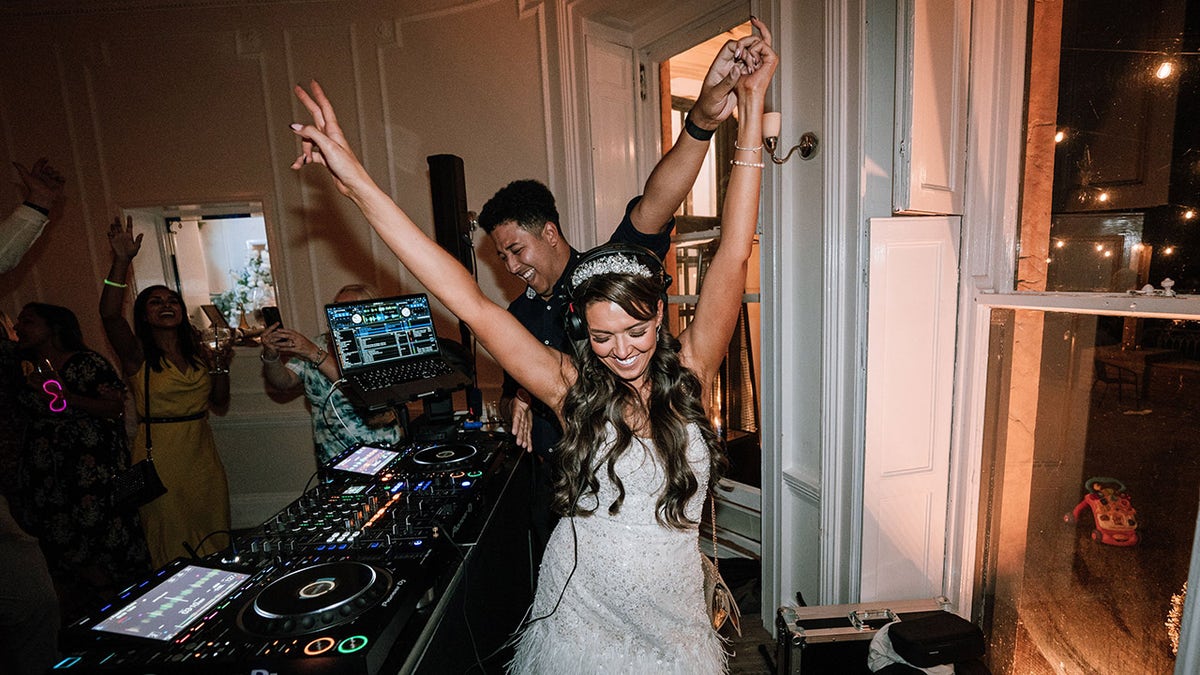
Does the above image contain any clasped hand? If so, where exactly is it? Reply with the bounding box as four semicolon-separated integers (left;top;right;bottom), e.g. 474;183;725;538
261;324;320;363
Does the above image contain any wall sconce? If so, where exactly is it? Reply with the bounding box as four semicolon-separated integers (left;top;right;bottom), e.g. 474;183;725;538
763;112;819;163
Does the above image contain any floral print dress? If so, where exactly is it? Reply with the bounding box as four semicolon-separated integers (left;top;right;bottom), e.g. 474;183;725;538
11;346;151;614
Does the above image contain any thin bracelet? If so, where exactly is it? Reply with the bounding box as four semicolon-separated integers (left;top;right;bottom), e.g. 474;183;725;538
730;159;765;169
103;278;128;288
259;351;280;364
684;115;716;142
312;349;329;367
734;142;763;152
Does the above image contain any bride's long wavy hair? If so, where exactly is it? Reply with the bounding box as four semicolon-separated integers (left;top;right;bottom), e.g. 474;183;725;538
554;270;724;529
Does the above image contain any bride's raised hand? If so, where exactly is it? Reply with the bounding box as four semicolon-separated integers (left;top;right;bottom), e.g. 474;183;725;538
735;18;777;98
290;80;370;198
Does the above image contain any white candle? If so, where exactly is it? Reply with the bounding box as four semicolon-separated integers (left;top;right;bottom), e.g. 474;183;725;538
763;111;782;139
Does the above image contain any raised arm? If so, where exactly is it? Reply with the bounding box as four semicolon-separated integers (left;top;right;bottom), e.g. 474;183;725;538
678;18;777;385
290;82;573;410
629;36;747;235
0;158;65;274
99;216;145;377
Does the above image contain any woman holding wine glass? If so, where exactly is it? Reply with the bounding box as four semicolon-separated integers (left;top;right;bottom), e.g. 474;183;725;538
6;302;151;618
100;215;235;567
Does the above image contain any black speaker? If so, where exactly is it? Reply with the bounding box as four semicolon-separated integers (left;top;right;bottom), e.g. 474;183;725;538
426;154;480;416
427;152;475;348
427;154;474;276
562;243;671;341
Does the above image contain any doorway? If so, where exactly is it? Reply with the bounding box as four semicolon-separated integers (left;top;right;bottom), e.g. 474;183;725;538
122;202;277;335
660;23;765;566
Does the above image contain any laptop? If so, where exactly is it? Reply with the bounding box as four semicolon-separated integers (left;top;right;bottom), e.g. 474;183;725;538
325;293;472;411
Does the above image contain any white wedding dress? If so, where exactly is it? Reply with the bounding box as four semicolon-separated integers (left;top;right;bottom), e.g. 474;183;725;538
509;423;726;674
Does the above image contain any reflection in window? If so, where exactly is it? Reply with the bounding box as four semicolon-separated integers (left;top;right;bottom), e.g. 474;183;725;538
977;309;1199;673
1023;0;1200;294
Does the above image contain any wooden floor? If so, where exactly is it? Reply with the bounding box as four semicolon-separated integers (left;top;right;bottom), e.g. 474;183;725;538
721;559;777;674
724;613;776;674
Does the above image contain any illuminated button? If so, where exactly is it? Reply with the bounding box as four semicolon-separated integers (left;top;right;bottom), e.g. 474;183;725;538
467;470;482;478
53;656;82;669
338;635;369;653
304;636;337;655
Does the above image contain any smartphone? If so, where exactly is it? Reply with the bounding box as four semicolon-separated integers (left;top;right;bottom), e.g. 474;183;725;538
200;304;231;329
260;305;283;329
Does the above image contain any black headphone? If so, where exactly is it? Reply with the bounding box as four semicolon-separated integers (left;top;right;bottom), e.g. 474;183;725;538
562;243;672;342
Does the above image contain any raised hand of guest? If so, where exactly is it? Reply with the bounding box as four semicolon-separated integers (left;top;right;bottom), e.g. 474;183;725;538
14;157;65;212
261;324;321;364
106;215;143;261
688;35;755;130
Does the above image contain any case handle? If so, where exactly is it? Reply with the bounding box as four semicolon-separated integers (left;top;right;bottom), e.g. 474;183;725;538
848;608;898;631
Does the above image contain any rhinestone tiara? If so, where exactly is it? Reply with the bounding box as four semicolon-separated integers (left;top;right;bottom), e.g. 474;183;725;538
570;253;654;289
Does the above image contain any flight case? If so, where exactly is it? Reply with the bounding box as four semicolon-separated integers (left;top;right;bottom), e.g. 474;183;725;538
775;597;952;675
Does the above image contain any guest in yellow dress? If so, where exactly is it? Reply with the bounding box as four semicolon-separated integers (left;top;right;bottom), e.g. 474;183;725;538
99;216;234;568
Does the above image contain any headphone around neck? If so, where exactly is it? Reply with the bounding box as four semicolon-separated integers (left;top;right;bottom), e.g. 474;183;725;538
562;243;672;342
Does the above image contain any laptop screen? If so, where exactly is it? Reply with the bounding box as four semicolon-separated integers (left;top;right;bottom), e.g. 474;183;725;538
325;294;441;375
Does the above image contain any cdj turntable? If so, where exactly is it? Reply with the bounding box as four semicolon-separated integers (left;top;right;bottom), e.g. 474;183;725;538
55;429;531;674
56;555;429;674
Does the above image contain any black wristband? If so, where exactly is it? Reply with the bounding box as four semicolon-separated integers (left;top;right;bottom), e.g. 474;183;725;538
684;114;716;142
22;201;49;216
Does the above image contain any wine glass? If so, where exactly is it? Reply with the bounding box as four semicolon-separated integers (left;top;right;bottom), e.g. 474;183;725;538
202;325;233;353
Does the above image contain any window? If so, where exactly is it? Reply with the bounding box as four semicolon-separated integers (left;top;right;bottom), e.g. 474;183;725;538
976;1;1200;670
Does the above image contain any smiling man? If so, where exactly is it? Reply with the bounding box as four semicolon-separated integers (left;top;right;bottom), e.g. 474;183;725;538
476;33;762;573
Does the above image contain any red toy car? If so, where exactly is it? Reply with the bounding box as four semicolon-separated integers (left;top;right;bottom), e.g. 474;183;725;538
1064;477;1138;546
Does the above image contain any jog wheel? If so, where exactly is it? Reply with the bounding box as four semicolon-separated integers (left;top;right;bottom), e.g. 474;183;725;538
406;443;478;469
238;561;392;637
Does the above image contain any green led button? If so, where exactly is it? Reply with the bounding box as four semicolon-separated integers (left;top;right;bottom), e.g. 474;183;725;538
338;635;369;653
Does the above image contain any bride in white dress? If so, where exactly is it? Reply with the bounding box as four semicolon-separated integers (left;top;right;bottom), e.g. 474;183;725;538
288;18;776;673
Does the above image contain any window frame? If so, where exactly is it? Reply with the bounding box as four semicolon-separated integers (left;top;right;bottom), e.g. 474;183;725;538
952;0;1200;666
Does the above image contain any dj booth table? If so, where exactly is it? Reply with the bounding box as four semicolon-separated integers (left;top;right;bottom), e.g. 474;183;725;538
55;429;534;674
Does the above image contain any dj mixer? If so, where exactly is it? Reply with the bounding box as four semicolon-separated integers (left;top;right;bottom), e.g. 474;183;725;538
54;429;529;674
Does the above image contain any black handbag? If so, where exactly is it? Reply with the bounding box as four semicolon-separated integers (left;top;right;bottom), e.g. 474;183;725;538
887;612;986;667
111;366;167;510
